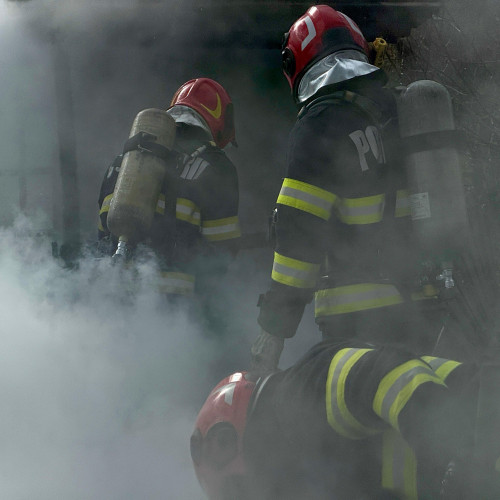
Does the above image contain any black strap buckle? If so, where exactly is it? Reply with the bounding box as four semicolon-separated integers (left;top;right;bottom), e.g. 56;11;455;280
122;131;176;163
123;131;157;155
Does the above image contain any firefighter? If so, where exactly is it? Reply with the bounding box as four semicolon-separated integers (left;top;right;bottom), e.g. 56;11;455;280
97;78;241;301
251;5;430;373
191;339;486;500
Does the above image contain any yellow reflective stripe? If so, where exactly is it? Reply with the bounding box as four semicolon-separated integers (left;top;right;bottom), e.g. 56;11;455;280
98;220;105;232
201;216;241;241
326;348;379;439
156;193;166;215
277;178;337;220
157;271;195;296
382;430;418;500
421;356;462;382
271;252;320;288
335;194;385;224
315;284;404;316
395;189;411;218
99;193;113;215
373;360;445;431
176;198;200;226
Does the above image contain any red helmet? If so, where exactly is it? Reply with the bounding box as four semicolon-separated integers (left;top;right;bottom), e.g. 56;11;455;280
190;372;256;499
170;78;236;149
282;5;370;99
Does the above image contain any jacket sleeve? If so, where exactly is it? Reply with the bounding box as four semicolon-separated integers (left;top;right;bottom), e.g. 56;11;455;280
258;106;360;338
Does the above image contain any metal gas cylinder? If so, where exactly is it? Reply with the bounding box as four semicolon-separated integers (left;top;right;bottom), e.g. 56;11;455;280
107;108;176;257
397;80;469;273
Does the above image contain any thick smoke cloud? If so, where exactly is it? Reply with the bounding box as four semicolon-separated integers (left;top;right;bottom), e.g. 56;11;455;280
0;214;207;498
5;0;499;497
0;2;319;496
0;216;309;498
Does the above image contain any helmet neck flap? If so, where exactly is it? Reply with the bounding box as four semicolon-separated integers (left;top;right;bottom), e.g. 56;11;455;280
297;50;379;104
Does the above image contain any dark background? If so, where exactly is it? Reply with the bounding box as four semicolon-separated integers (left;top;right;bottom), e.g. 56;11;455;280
0;0;441;247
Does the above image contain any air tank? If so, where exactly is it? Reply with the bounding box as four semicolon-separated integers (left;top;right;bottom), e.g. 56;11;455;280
397;80;469;281
107;108;176;257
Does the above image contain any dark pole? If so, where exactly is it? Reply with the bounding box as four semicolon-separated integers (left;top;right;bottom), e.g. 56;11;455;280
51;30;81;258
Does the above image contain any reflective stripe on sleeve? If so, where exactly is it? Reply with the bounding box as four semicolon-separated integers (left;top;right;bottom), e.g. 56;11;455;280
335;194;385;224
315;283;404;316
382;430;418;500
99;193;113;216
326;347;380;439
156;193;166;215
157;271;195;296
201;216;241;241
271;252;320;288
277;178;337;220
176;198;201;226
421;356;462;382
373;359;445;431
395;189;411;218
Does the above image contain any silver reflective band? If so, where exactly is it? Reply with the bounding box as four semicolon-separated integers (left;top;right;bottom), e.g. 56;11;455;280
315;284;402;315
180;156;209;180
382;430;417;500
272;261;317;288
379;366;430;421
279;184;333;218
421;356;462;381
176;202;200;222
326;347;378;439
202;221;239;236
375;361;442;429
337;198;385;218
422;356;449;372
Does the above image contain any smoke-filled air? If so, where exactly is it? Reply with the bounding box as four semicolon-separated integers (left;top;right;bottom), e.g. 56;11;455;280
1;0;500;498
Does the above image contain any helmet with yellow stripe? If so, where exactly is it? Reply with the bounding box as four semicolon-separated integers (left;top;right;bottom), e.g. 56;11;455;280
169;78;236;149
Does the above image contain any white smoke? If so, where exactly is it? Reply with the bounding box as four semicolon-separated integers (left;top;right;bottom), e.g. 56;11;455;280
0;3;292;498
0;212;315;498
0;213;218;499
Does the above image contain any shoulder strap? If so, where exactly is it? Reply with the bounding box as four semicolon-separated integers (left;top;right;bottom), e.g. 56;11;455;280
122;131;177;163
